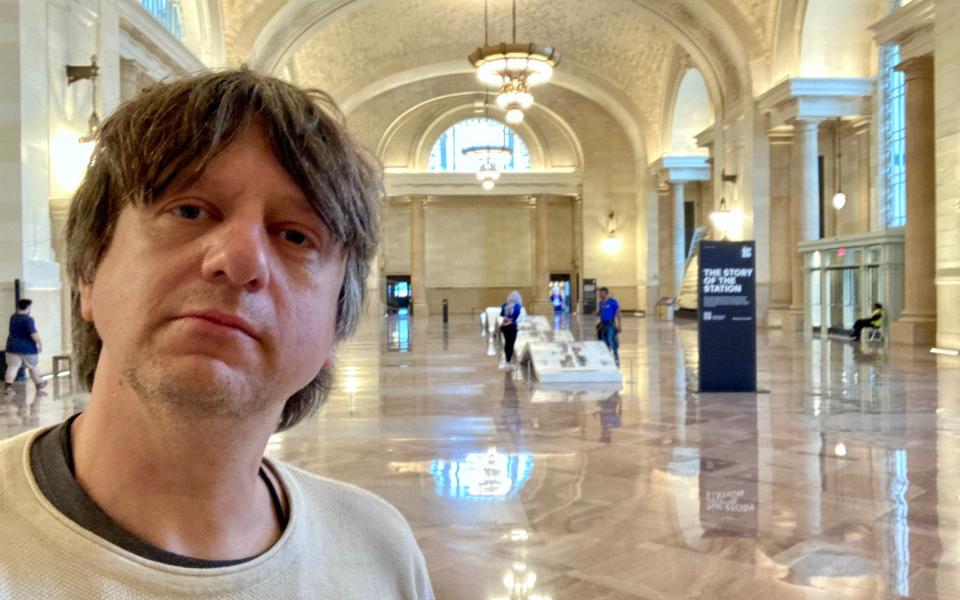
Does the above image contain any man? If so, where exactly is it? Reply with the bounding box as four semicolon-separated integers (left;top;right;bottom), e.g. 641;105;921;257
4;298;46;396
851;302;884;342
0;70;433;598
596;287;621;366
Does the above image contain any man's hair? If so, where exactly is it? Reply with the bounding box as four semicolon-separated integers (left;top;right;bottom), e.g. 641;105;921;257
17;299;32;311
874;303;883;310
598;287;609;294
65;69;382;431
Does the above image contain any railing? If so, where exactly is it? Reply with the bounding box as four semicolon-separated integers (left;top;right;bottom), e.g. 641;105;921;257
138;0;183;41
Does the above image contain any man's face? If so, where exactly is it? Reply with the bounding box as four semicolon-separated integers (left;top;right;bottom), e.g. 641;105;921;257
598;290;608;301
79;124;346;418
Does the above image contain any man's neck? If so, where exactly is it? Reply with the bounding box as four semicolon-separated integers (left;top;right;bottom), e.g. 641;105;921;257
70;371;285;561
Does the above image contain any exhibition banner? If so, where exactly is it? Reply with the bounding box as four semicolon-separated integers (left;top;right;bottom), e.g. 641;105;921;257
698;241;757;392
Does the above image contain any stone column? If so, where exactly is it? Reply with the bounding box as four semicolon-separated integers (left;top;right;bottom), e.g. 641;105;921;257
49;197;72;354
573;194;583;314
766;128;794;327
671;181;687;297
410;196;429;316
119;58;142;103
852;117;872;233
891;56;937;346
657;183;672;301
782;119;821;332
531;196;552;315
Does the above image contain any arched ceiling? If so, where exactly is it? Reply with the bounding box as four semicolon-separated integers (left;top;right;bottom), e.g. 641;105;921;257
291;0;673;132
217;0;782;158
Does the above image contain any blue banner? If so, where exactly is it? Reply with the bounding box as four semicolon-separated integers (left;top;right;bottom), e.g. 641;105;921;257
698;241;757;392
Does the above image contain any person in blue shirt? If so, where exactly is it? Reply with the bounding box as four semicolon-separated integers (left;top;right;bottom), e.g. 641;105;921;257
500;291;523;368
4;299;46;396
595;287;621;367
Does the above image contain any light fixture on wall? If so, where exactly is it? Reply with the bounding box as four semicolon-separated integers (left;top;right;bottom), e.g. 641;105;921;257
66;55;100;143
602;211;622;253
710;198;734;240
710;170;737;240
469;0;559;125
832;118;847;210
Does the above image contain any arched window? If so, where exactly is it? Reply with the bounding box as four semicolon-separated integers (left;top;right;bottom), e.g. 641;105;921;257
881;1;906;228
428;118;531;173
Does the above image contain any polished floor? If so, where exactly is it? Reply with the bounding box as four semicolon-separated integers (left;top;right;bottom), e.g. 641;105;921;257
3;313;960;599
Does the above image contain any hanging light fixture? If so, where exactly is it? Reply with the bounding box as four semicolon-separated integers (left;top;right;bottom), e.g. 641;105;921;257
465;91;511;190
469;0;559;125
832;118;847;210
66;55;100;143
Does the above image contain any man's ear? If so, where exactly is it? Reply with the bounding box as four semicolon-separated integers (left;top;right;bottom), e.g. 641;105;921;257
322;348;336;370
78;279;95;323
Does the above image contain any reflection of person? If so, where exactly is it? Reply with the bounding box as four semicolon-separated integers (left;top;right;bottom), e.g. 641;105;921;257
0;70;432;598
850;303;884;341
4;299;46;397
498;371;523;442
500;290;523;367
595;287;621;367
593;392;623;444
550;286;564;313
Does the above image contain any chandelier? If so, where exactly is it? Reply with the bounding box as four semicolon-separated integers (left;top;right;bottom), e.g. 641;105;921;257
463;94;513;191
468;0;560;124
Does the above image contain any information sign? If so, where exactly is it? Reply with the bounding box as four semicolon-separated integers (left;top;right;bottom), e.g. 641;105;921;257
698;241;757;392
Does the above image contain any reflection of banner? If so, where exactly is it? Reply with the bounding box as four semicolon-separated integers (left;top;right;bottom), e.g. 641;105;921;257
699;397;759;536
698;241;757;392
429;449;534;501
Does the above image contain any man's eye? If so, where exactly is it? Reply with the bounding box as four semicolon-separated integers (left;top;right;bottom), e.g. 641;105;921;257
282;230;310;246
174;205;204;220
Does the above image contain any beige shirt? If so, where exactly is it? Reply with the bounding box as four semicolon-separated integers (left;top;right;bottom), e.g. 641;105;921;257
0;428;434;599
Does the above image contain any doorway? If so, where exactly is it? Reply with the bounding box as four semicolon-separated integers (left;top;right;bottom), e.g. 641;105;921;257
385;275;411;314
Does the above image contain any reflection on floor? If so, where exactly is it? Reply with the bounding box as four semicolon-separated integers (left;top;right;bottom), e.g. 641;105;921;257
3;314;960;599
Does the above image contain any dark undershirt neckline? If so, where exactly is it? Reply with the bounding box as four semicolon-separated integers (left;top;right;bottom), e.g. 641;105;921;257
29;413;287;569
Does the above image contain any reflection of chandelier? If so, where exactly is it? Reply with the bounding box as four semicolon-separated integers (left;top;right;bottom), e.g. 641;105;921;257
469;0;560;124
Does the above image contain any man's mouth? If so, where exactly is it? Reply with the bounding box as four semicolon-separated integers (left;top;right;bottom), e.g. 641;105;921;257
177;310;260;340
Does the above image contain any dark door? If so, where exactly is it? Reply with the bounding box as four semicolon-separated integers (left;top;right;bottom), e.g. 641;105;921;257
385;275;411;313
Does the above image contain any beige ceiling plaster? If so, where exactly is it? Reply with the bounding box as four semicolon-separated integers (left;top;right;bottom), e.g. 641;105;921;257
222;0;758;156
291;0;673;130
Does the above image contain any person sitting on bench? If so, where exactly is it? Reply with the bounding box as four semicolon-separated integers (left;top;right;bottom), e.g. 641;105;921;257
851;303;884;341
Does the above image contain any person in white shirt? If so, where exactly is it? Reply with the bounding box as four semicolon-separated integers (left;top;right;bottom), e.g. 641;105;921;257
0;69;433;599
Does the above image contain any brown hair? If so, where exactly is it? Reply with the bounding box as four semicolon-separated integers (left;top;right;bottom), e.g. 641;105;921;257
65;68;382;431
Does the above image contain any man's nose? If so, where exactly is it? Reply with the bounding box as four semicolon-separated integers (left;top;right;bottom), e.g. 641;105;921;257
200;216;270;293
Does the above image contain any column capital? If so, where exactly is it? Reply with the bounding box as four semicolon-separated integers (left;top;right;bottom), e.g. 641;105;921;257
896;55;934;80
767;126;794;145
790;118;823;133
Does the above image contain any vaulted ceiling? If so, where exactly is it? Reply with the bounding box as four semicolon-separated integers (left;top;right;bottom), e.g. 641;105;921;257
218;0;783;158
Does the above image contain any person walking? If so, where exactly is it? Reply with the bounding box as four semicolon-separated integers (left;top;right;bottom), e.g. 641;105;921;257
500;291;523;368
4;299;46;397
850;303;884;341
596;287;621;367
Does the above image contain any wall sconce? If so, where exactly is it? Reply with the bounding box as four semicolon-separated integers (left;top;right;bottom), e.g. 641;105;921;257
710;198;734;240
602;211;622;253
66;55;100;143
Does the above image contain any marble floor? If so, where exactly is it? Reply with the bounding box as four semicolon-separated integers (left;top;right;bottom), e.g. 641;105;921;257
3;313;960;599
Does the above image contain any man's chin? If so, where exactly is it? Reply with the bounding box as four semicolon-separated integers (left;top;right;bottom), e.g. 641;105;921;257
122;356;270;420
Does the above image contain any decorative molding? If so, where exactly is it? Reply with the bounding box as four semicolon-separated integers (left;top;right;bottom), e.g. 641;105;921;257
695;123;716;148
118;0;205;77
870;0;934;54
649;155;711;183
756;77;873;128
384;172;582;198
